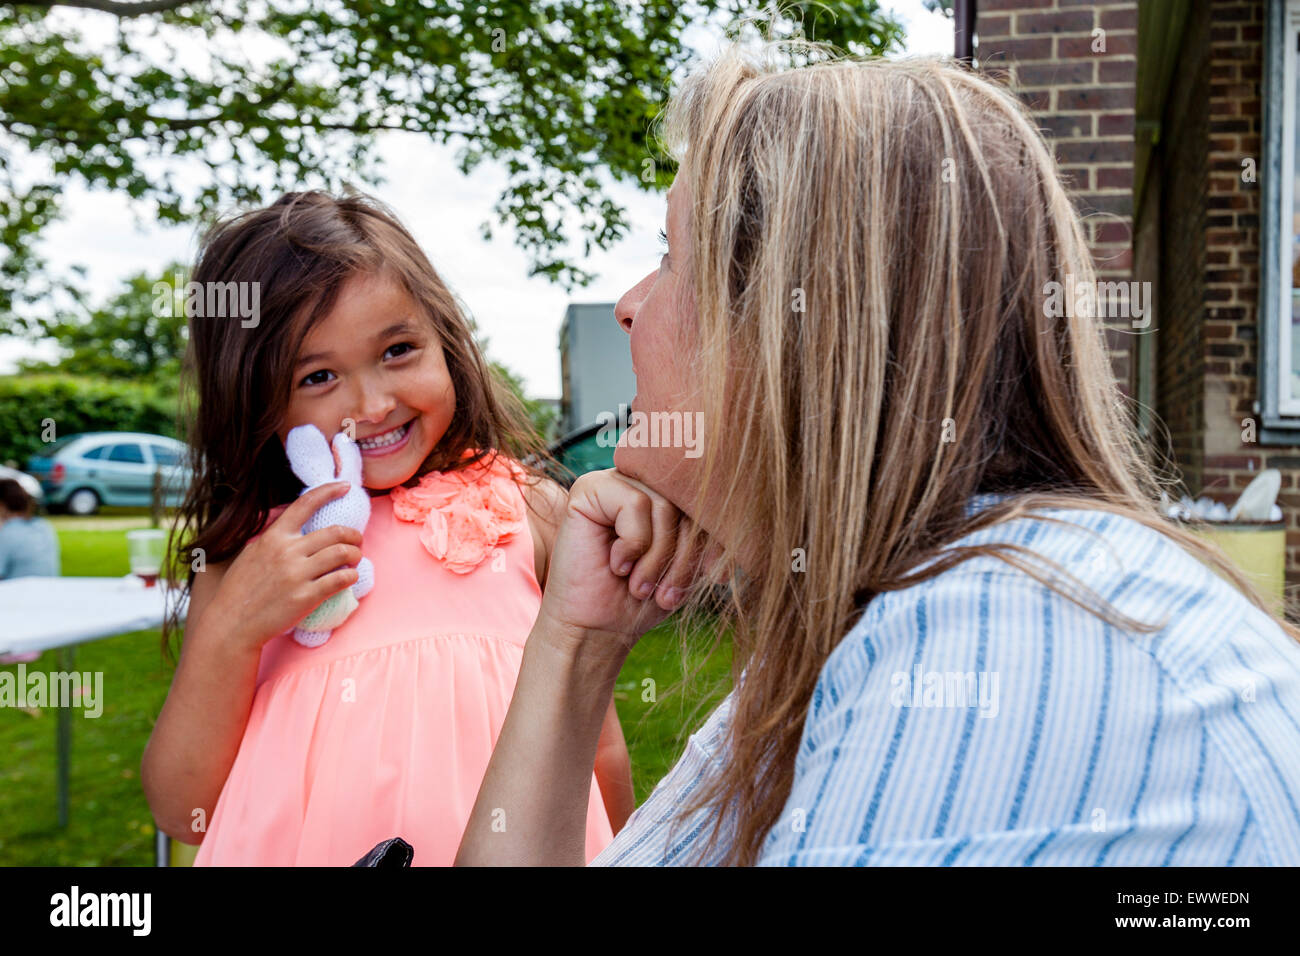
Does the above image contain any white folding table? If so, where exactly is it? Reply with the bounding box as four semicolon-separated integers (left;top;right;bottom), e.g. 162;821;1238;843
0;575;187;846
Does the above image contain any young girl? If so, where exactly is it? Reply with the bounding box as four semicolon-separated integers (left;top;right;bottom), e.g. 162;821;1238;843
141;190;633;865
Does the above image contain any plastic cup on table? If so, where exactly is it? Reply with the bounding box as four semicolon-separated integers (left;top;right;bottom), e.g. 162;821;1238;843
126;529;167;588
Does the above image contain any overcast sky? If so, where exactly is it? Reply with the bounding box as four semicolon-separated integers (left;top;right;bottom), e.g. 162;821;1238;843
1;2;953;399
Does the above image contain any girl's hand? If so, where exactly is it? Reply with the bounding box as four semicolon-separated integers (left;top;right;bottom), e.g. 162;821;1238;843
536;468;702;656
212;481;364;653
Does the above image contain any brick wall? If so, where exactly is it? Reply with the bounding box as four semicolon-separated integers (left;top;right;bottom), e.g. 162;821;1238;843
1199;2;1266;500
976;0;1138;394
1152;3;1211;495
1192;0;1300;588
979;0;1300;593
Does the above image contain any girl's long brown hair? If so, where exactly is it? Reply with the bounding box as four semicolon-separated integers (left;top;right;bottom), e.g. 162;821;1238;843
660;44;1300;866
161;190;550;659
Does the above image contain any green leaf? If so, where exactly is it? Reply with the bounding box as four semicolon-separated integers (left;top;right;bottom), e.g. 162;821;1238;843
0;1;904;329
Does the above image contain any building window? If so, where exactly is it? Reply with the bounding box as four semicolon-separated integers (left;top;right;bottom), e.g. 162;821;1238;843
1279;2;1300;413
1262;1;1300;437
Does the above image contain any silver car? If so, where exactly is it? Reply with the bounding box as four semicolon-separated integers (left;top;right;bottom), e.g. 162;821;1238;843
25;432;193;516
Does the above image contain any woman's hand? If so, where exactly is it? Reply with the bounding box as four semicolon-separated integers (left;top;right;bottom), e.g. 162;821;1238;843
213;481;363;653
457;466;703;866
536;468;702;655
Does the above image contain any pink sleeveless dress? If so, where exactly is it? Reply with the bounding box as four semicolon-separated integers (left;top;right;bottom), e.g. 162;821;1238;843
193;453;615;866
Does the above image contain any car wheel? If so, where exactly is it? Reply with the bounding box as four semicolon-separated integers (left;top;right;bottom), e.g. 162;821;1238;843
66;488;100;516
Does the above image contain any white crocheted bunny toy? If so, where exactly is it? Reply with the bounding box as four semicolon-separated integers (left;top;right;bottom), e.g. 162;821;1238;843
284;424;375;647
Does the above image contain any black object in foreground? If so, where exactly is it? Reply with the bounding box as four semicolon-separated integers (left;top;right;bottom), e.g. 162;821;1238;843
352;837;413;868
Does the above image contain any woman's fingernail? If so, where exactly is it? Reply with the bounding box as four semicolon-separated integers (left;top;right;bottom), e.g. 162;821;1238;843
617;561;633;576
634;580;653;599
663;586;684;606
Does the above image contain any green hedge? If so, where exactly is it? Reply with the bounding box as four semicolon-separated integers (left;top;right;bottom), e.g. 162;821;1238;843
0;375;180;469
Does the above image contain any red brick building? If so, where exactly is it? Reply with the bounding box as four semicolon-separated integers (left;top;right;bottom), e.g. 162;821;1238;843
975;0;1300;594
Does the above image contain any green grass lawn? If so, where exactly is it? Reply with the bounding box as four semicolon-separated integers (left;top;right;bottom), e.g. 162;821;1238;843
0;512;732;865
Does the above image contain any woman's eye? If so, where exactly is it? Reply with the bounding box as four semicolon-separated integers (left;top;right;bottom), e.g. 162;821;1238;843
657;229;671;270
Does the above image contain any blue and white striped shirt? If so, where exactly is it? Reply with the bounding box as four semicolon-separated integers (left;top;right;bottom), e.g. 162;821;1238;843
590;495;1300;865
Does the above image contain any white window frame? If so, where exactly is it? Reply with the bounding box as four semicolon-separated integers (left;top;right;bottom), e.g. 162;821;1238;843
1259;0;1300;438
1276;0;1300;415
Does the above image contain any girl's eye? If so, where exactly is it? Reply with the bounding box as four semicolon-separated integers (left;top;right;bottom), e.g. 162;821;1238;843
298;342;419;388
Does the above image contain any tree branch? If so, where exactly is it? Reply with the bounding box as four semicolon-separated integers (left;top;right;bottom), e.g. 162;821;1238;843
5;0;198;16
0;111;489;141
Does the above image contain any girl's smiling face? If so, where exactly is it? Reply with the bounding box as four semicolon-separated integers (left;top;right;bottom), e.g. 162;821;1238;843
279;269;456;493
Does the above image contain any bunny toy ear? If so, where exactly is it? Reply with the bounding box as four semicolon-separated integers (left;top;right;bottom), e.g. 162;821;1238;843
333;430;363;486
285;424;335;488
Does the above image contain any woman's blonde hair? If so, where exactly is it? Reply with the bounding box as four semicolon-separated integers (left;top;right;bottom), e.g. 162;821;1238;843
660;43;1300;867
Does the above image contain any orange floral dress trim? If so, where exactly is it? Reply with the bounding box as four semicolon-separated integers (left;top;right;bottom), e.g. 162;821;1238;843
389;451;528;574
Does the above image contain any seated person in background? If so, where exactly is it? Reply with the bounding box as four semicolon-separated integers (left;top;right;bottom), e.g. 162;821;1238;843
0;477;61;662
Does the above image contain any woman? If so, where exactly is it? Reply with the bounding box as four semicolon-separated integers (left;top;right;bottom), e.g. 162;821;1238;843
454;45;1300;866
0;478;58;581
0;477;60;663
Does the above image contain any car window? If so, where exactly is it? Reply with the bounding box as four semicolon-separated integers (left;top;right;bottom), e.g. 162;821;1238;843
81;445;108;460
30;434;84;458
107;444;146;464
149;444;180;466
556;427;620;481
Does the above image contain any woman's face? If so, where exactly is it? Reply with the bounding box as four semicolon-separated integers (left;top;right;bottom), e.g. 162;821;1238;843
612;176;704;519
279;270;456;493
